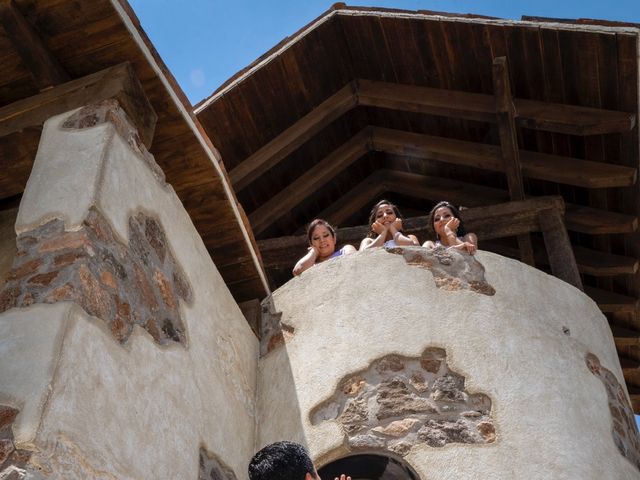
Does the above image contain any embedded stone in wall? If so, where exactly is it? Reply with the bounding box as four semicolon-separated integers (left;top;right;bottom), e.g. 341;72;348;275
586;353;640;470
0;207;192;345
199;448;237;480
259;297;294;357
310;348;494;456
0;405;35;479
387;246;495;296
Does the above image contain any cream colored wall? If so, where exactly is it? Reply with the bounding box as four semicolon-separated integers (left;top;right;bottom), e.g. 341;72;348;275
0;208;17;289
0;109;258;478
257;249;637;480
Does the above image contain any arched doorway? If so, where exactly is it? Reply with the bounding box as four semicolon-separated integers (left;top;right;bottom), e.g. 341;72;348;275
318;454;419;480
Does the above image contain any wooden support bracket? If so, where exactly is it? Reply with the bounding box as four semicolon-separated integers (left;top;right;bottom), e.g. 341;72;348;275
538;208;584;291
0;62;157;147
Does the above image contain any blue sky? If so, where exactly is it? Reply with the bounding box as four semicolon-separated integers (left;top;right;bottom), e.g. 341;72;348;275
129;0;640;104
127;0;640;429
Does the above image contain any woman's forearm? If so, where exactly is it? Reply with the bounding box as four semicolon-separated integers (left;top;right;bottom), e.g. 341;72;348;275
292;250;317;276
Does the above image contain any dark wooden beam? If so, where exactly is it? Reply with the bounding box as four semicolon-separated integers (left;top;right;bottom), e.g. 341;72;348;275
538;208;583;290
357;79;495;123
585;287;640;314
492;56;535;266
230;82;357;191
564;204;638;235
0;0;69;90
372;127;637;188
0;62;157;147
249;127;370;235
357;79;636;135
317;170;386;227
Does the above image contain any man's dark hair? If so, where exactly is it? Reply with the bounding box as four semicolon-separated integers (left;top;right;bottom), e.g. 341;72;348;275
248;441;317;480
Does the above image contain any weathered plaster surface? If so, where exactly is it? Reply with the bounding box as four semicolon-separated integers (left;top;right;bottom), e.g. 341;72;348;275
0;106;258;478
0;208;18;290
258;248;637;479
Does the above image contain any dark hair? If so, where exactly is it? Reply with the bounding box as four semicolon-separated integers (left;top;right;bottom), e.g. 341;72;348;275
306;219;336;245
248;441;317;480
367;199;403;238
427;201;467;240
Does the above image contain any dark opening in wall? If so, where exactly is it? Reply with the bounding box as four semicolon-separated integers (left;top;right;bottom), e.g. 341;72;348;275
318;454;420;480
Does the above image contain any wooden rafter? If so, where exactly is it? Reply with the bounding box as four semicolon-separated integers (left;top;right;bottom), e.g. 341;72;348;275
358;79;636;136
372;128;637;188
250;123;637;235
230;79;636;193
0;62;157;147
229;82;357;191
249;127;371;235
0;0;69;90
492;56;535;266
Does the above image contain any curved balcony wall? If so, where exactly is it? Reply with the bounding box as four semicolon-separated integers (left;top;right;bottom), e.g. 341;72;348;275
257;247;639;479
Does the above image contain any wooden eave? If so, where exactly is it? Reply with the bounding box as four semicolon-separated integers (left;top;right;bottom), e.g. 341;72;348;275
0;0;269;302
195;7;640;409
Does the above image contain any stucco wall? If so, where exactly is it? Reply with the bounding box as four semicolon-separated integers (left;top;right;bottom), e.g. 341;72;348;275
0;106;257;479
257;248;638;480
0;208;17;290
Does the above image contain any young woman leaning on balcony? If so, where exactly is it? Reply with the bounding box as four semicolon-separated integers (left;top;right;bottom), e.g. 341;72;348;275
423;201;477;255
292;219;356;276
359;199;420;250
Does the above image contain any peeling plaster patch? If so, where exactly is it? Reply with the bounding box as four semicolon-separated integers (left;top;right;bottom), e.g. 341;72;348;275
387;246;495;295
0;207;192;345
259;297;294;357
586;353;640;470
199;447;237;480
61;99;165;185
311;348;494;456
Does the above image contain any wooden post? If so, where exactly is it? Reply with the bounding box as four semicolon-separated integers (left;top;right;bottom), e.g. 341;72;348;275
538;208;584;291
492;56;535;266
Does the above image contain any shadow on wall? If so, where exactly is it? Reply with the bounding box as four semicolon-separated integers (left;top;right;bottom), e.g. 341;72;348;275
255;297;307;450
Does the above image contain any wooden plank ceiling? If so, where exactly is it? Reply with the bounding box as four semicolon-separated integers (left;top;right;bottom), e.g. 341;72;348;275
195;6;640;409
0;0;268;303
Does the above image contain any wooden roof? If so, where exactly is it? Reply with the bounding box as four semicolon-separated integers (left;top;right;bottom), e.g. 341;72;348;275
0;0;269;302
195;6;640;408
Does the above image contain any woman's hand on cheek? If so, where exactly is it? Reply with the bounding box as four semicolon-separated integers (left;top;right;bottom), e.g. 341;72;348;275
372;221;387;235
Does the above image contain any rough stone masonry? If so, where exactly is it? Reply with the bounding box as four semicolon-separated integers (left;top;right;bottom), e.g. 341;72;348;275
0;206;192;345
311;347;495;457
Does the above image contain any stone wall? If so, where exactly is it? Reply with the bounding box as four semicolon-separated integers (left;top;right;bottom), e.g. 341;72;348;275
0;208;192;344
0;104;258;479
311;348;494;457
257;248;638;479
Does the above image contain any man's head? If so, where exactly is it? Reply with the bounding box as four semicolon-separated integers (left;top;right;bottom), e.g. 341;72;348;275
248;441;318;480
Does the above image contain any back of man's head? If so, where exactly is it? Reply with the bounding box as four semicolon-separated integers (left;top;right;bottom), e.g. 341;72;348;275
248;441;318;480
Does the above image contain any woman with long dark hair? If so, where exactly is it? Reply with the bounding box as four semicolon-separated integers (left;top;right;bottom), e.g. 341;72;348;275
359;199;419;250
423;201;477;254
293;219;356;276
